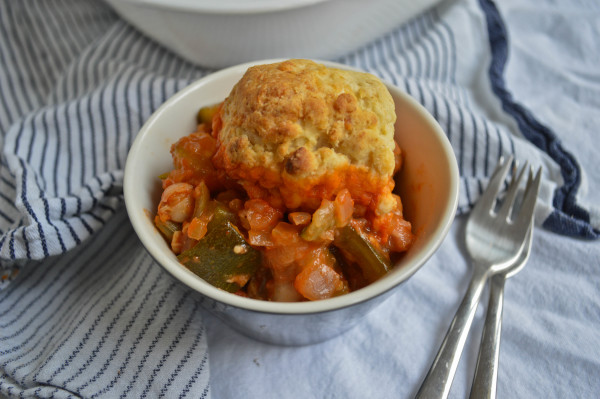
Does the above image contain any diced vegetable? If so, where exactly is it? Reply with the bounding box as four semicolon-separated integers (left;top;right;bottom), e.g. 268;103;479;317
247;230;275;247
169;132;224;192
177;205;261;292
288;212;311;226
241;199;282;231
157;182;195;223
301;199;335;241
294;247;348;300
334;225;391;283
187;215;210;240
171;231;184;253
196;104;220;125
154;216;181;242
192;181;210;218
330;246;368;291
271;222;302;246
271;281;304;302
333;189;354;227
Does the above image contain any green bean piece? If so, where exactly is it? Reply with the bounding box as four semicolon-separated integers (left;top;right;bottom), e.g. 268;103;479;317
155;218;181;242
300;200;335;241
330;246;367;292
193;181;210;218
333;225;391;283
178;205;261;293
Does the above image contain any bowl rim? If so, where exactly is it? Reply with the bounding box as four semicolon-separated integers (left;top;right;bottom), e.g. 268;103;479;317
113;0;330;15
123;59;459;315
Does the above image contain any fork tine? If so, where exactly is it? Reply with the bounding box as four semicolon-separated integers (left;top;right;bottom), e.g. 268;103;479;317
513;167;542;229
473;155;514;214
497;161;528;220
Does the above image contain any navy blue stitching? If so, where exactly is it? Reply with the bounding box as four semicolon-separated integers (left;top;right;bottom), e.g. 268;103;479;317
0;222;131;346
62;103;73;195
29;245;147;382
83;211;103;225
139;297;200;398
87;281;178;398
4;250;130;378
111;74;123;170
60;198;81;245
457;106;465;175
39;111;51;193
478;0;598;238
18;159;49;257
430;87;439;122
483;120;491;175
199;384;210;399
0;207;14;224
51;106;62;196
99;85;109;174
66;267;165;389
7;227;16;260
118;290;192;398
85;95;97;177
4;235;137;381
416;81;426;107
43;198;66;253
1;174;16;190
45;255;153;382
0;189;14;205
122;66;136;155
0;256;44;304
178;354;209;399
21;222;29;261
75;97;86;187
158;327;206;398
470;113;479;177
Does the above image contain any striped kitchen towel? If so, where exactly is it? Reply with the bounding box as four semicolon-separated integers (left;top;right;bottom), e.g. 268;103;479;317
0;0;598;397
0;1;212;397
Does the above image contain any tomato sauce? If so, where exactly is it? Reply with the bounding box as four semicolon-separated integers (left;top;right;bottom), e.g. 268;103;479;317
155;111;414;302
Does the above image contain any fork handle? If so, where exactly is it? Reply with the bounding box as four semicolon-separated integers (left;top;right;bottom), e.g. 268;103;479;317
469;273;506;399
416;266;489;399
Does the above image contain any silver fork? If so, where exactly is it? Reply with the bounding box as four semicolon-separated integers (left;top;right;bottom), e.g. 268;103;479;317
469;168;538;399
469;221;533;399
415;156;542;399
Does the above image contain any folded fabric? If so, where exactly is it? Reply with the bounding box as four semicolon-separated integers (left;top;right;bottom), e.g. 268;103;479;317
1;0;598;397
0;1;211;397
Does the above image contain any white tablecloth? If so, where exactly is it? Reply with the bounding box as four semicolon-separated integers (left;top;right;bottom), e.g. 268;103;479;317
1;0;598;398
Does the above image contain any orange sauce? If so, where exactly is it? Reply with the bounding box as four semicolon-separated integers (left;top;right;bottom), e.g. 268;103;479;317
155;108;414;301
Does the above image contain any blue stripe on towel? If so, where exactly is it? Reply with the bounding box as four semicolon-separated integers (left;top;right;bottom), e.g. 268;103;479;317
478;0;599;239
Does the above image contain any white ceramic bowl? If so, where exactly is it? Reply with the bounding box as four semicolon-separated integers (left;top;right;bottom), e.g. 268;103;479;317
123;59;459;345
104;0;442;68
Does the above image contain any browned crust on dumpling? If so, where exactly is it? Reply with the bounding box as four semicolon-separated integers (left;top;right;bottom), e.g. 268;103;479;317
212;59;398;212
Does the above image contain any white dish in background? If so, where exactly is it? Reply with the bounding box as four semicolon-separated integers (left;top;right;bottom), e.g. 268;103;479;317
123;59;459;345
105;0;442;68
